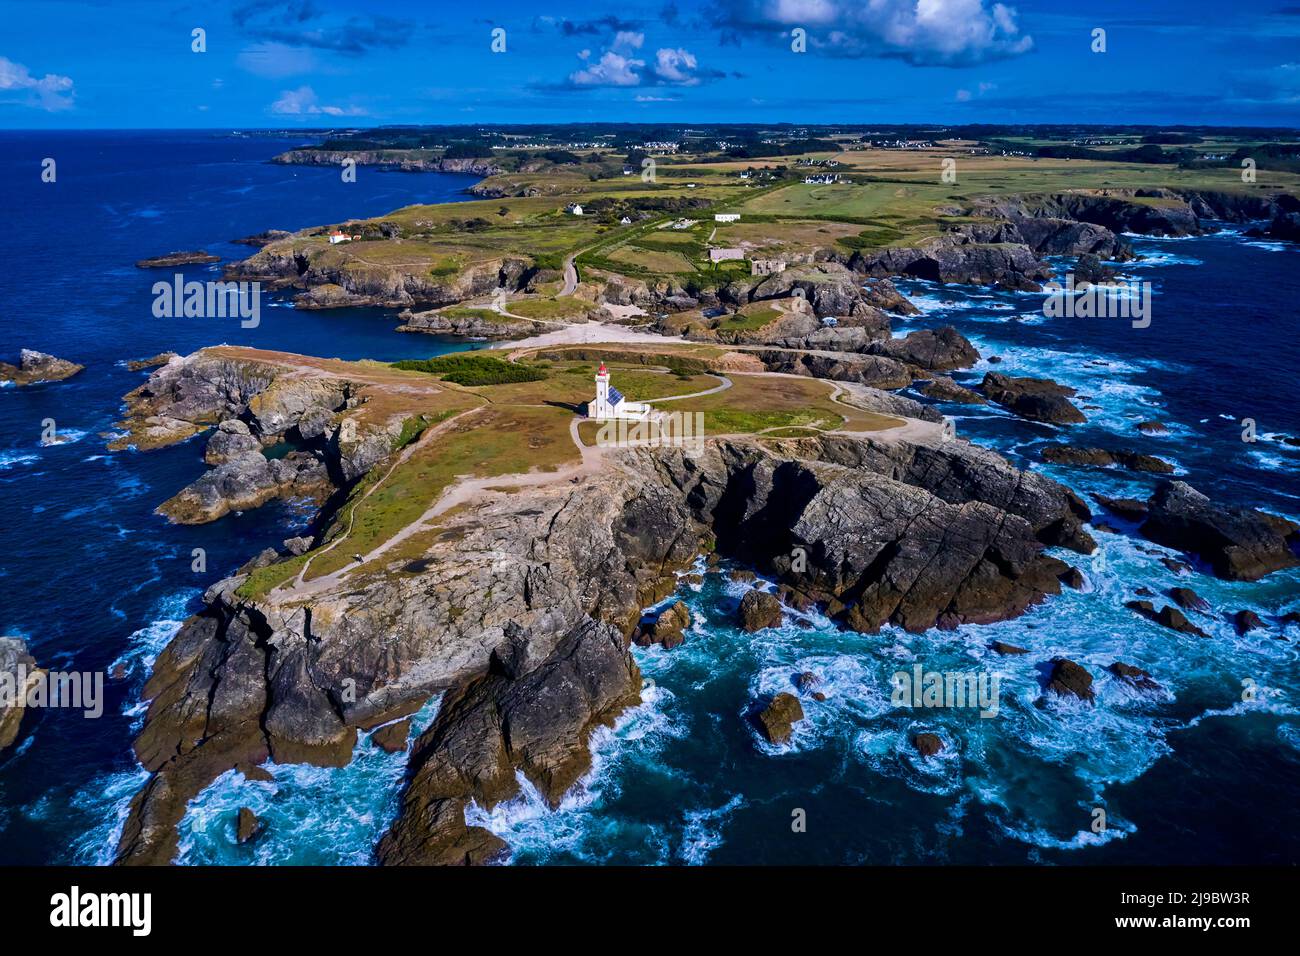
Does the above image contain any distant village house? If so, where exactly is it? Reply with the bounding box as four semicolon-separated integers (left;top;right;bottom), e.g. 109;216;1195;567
714;213;740;222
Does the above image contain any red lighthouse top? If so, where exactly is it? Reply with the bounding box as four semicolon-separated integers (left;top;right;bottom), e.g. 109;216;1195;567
597;362;608;375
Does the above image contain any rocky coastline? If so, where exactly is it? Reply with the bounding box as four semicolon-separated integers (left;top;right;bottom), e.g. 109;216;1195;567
217;187;1295;324
108;346;1110;865
271;149;504;178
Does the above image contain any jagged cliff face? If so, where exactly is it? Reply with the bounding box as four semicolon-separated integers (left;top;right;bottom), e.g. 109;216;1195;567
845;188;1289;291
114;397;1095;864
973;188;1282;238
221;227;536;311
225;240;534;311
272;149;504;178
113;351;428;525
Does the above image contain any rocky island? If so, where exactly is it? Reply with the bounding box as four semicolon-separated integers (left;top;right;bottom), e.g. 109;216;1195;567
0;349;84;386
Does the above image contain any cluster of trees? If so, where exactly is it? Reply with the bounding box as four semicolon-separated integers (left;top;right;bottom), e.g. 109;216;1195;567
724;138;838;158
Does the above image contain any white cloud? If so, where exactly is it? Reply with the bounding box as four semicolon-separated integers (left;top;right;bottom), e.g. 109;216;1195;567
653;48;701;85
0;56;74;111
269;85;365;116
716;0;1034;65
567;44;712;88
569;51;646;87
613;31;645;50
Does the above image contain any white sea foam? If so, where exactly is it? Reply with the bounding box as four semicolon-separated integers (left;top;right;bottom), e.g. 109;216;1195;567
680;793;745;864
0;451;39;470
174;696;443;865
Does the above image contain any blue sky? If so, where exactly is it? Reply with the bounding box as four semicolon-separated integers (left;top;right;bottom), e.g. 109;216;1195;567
3;0;1299;128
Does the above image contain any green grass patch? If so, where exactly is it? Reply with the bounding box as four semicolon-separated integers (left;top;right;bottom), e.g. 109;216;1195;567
716;305;782;331
438;306;520;325
235;553;311;602
392;353;547;386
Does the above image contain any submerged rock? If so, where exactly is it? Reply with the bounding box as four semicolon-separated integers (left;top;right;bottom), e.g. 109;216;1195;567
1045;658;1095;703
738;590;784;632
635;600;692;649
235;807;261;844
912;732;944;757
1108;662;1160;691
991;640;1029;655
370;718;411;754
1126;600;1209;638
1041;445;1174;474
793;671;821;694
755;693;805;745
1233;610;1265;635
1168;587;1209;613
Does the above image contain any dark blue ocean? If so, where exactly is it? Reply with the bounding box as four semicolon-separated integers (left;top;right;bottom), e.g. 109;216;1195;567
0;131;476;864
1;131;1297;865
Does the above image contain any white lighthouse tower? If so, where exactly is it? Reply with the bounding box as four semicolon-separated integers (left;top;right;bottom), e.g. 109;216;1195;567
589;362;652;422
594;362;613;418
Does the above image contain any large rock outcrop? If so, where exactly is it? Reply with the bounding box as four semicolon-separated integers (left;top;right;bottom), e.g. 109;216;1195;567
757;349;914;390
1140;481;1300;581
111;349;419;521
226;240;532;312
0;350;84;387
979;372;1086;425
0;637;42;753
865;326;979;371
397;308;547;340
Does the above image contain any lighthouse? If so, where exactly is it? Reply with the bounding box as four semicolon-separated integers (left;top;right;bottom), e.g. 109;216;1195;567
589;362;651;422
594;362;612;418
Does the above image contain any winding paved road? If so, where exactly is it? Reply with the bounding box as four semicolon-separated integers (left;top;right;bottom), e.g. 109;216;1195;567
561;255;579;296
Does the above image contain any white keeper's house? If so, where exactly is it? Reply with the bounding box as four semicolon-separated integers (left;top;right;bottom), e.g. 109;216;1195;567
588;363;654;421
